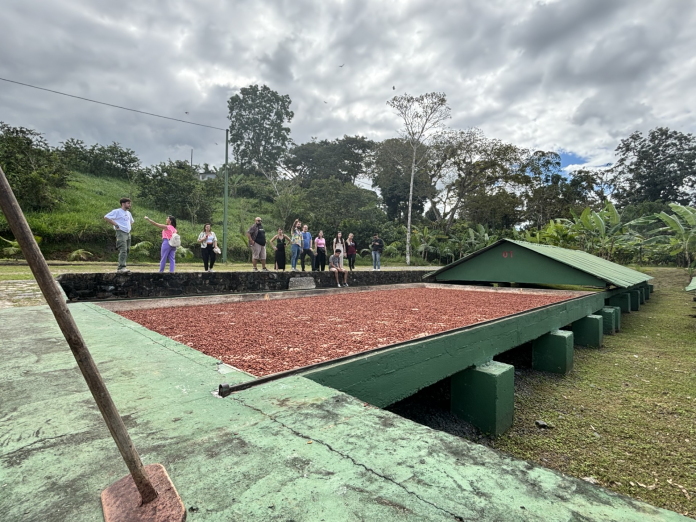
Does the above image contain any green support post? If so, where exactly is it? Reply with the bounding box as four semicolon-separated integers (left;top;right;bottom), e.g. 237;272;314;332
222;129;229;264
605;305;621;332
629;290;641;311
451;361;514;436
648;284;654;294
598;307;616;335
572;315;603;348
643;284;650;301
606;293;631;313
638;287;646;304
532;330;574;374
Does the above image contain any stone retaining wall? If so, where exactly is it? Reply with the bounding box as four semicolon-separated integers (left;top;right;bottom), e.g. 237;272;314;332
57;270;433;301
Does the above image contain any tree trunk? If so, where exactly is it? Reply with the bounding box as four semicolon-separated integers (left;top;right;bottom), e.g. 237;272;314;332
406;146;417;266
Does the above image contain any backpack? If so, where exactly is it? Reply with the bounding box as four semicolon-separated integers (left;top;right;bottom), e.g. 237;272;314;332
169;233;181;248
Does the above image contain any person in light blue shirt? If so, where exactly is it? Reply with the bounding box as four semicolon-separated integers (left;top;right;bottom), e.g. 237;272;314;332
104;198;134;273
300;224;316;271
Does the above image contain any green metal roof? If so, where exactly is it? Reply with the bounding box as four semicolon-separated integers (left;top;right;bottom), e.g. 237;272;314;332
686;277;696;292
428;239;652;289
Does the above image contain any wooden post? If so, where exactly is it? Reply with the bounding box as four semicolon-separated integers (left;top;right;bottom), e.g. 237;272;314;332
0;165;158;504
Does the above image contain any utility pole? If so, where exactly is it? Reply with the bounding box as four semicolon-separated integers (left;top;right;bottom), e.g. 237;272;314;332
222;129;229;263
190;148;193;166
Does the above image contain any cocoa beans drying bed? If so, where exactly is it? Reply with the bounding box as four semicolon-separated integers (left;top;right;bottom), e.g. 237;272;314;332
118;288;572;377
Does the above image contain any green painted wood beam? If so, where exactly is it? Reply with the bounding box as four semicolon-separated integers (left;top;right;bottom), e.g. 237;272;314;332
304;292;605;408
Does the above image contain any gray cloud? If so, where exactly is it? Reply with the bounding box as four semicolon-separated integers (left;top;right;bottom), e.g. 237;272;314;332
1;0;695;171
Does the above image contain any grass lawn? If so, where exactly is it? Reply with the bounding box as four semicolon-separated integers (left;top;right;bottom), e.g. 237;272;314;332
490;267;695;518
0;258;427;281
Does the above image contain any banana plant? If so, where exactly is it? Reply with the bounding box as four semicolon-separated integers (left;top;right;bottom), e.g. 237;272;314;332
652;204;696;268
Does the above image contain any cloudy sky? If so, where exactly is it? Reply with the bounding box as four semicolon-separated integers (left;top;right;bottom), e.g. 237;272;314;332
2;0;695;171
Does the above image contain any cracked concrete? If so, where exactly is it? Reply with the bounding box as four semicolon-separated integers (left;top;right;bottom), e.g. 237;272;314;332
0;302;689;521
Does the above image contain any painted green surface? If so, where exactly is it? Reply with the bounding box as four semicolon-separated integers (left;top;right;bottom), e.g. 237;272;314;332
605;305;622;332
649;283;655;293
599;307;616;335
607;292;631;313
434;242;606;287
643;283;651;300
532;330;574;374
430;239;653;289
572;315;604;348
450;361;514;436
638;287;646;304
1;304;688;521
630;290;641;311
305;293;605;408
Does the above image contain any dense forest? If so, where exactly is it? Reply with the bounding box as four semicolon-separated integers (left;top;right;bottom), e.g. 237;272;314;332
1;85;695;268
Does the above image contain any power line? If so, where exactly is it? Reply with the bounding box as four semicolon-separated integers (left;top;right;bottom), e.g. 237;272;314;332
0;76;227;131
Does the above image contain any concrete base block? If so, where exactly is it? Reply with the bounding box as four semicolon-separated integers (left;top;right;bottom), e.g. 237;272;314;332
572;314;604;348
606;293;631;313
638;287;646;304
599;307;616;335
532;330;574;374
629;290;641;311
451;361;514;436
605;306;621;332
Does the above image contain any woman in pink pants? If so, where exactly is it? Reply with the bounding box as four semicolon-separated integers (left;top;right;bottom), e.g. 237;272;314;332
144;215;178;272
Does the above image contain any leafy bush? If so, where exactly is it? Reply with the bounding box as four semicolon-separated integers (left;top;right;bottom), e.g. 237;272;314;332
0;122;70;210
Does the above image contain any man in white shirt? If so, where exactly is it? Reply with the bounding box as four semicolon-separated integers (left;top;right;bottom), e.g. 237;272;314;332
104;198;135;273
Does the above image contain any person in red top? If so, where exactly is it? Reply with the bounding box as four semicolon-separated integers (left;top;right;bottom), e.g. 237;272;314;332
345;232;357;271
145;215;178;273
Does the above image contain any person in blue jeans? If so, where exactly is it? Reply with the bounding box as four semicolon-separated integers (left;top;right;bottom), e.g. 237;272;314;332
290;219;302;271
300;224;316;271
371;233;384;271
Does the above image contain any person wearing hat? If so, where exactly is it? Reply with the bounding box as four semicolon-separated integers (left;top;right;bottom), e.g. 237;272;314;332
371;233;384;271
246;217;268;272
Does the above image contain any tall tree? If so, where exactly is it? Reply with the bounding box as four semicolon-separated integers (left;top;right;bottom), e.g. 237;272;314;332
429;129;525;233
283;135;374;187
227;84;294;196
612;127;696;206
372;138;434;222
137;160;213;225
387;92;451;265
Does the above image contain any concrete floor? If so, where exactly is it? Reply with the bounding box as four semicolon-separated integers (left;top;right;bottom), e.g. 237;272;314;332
0;302;688;521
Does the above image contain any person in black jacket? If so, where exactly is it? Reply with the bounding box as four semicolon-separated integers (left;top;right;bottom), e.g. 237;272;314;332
371;233;384;271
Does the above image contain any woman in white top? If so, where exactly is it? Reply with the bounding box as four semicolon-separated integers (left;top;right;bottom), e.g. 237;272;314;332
197;223;218;272
333;231;346;268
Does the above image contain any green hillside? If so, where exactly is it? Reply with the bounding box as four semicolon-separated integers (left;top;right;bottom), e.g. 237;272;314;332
0;172;256;261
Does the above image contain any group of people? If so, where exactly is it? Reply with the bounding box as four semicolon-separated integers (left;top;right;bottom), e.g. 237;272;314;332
105;198;218;274
105;199;385;281
245;217;385;285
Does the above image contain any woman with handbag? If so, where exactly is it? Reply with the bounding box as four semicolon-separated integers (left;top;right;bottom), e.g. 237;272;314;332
269;228;288;271
197;223;219;272
144;215;178;273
